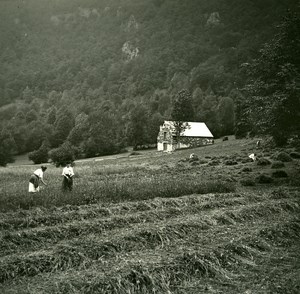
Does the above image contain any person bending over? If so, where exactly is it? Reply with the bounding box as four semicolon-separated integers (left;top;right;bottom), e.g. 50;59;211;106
29;166;47;193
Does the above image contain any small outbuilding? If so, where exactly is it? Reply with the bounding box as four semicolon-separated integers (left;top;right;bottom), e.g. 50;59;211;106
157;121;214;152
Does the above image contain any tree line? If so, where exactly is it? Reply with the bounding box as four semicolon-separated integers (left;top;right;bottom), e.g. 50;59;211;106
0;86;235;166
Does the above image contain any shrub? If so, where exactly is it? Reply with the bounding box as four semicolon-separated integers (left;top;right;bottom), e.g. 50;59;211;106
272;170;288;178
178;159;186;163
119;148;128;154
0;130;16;167
176;162;185;168
256;174;273;184
271;161;285;169
240;178;255;186
241;167;252;172
28;140;50;164
208;160;220;166
129;151;141;156
241;158;253;163
48;141;78;167
256;158;271;166
189;155;199;163
275;152;293;162
224;160;238;166
270;187;289;199
290;152;300;159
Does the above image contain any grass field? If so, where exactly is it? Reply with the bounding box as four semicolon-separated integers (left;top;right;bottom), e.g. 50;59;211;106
0;137;299;293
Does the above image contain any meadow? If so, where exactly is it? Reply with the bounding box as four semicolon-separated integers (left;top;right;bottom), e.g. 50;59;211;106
0;137;299;293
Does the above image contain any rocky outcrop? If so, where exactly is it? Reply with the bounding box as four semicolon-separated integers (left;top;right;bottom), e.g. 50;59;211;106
78;7;100;18
122;41;139;61
206;12;221;26
50;7;99;25
126;15;139;31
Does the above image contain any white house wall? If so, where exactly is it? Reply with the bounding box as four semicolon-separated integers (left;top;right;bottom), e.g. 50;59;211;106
157;142;175;152
157;142;164;151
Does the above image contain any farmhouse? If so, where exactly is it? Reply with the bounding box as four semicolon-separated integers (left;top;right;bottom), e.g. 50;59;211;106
157;121;214;152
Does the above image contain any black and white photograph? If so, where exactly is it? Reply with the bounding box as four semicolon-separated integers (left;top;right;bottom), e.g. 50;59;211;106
0;0;299;293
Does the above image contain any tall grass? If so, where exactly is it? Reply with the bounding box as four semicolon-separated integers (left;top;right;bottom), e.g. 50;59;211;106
0;164;235;212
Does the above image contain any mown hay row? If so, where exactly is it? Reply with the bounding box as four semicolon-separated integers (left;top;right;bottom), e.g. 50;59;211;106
1;195;297;259
4;186;286;232
215;199;300;225
0;192;245;231
3;219;299;294
0;248;247;292
0;194;252;257
0;217;218;283
1;207;298;285
0;206;111;230
259;219;300;245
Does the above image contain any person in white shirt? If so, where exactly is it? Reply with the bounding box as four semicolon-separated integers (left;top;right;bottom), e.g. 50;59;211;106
28;166;47;193
62;163;74;191
249;153;257;162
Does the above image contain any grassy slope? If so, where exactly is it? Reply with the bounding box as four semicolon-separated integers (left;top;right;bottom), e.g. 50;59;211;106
0;137;299;293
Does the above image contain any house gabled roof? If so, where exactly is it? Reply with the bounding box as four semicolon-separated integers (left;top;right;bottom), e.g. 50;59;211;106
163;121;214;138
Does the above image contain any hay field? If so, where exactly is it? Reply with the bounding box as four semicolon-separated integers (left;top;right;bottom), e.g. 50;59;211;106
0;138;299;293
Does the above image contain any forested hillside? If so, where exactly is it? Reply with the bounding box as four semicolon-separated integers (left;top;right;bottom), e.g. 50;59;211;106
0;0;298;163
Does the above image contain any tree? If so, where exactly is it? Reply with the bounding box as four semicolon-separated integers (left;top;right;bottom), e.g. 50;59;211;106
192;87;204;111
25;109;38;123
148;112;164;144
243;11;300;145
25;121;49;152
171;89;194;122
28;140;50;164
171;89;195;143
12;125;28;154
22;86;34;103
217;97;235;136
51;107;75;147
48;141;78;167
0;129;16;166
67;113;90;146
84;108;121;157
196;93;220;137
126;104;150;150
46;106;57;125
234;93;251;139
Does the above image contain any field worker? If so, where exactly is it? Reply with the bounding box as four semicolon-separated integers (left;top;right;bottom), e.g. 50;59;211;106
62;163;74;191
249;153;257;162
256;140;261;148
28;166;47;193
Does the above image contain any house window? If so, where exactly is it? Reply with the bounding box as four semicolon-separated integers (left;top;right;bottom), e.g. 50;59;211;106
163;132;167;140
163;143;167;151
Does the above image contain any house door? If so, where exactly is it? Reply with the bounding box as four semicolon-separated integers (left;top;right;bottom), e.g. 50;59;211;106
163;143;167;151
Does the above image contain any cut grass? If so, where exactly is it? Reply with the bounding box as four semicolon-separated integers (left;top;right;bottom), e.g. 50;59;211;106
0;195;298;283
0;194;255;258
1;217;298;294
0;192;244;231
1;139;300;293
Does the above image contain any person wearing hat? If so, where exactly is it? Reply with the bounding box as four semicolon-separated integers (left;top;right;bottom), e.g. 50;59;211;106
62;163;74;191
28;166;47;192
